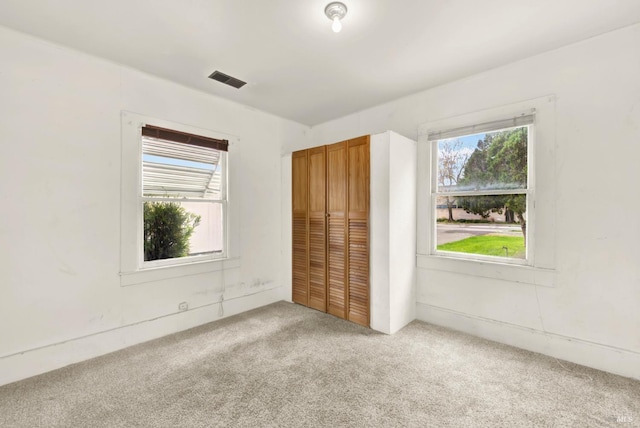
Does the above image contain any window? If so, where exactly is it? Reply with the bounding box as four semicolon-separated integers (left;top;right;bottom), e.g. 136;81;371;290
429;114;533;264
120;112;238;286
417;97;556;285
140;125;228;267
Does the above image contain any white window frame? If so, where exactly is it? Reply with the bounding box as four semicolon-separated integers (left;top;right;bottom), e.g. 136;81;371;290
140;150;228;269
120;111;238;286
417;96;557;287
429;120;534;266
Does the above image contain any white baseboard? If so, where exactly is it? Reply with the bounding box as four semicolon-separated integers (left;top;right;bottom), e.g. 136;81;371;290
416;301;640;381
0;287;283;387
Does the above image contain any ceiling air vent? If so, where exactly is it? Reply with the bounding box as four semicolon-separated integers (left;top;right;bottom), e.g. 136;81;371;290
208;70;247;89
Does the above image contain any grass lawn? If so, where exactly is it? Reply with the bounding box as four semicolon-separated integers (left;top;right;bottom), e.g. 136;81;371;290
437;235;525;258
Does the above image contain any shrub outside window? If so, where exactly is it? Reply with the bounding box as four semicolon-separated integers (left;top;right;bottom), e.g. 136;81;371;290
141;125;227;266
430;115;533;263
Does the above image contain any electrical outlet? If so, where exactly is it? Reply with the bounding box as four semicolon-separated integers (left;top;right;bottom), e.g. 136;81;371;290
178;301;188;312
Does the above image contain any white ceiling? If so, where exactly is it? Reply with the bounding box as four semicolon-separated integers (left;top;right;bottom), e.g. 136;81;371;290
1;1;639;126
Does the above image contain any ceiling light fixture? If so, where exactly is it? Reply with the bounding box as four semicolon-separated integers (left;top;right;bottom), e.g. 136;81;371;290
325;2;347;33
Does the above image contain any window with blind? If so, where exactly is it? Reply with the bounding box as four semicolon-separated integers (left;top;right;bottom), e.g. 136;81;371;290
430;114;533;263
141;125;228;265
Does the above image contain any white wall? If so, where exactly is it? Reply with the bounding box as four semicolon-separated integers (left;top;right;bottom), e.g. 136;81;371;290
0;26;309;386
280;153;293;303
301;24;640;379
370;134;392;333
370;132;417;335
388;132;417;334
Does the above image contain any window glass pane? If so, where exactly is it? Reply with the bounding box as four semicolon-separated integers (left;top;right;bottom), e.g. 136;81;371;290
142;137;223;200
436;126;528;192
185;202;224;256
435;194;527;259
143;201;223;262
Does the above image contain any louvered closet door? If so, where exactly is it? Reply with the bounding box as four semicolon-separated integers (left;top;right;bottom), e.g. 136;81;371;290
307;146;327;312
347;136;370;327
292;150;308;306
326;142;348;319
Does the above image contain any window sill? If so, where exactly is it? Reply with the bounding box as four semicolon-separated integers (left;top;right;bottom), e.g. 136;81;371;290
416;254;556;287
120;257;241;287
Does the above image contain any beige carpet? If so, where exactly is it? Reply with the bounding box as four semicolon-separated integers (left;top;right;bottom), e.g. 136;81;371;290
0;301;638;427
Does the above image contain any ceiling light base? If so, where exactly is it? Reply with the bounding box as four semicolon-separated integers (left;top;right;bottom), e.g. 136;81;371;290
325;2;347;32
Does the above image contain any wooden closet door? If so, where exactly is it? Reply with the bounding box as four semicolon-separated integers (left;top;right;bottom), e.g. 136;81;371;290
291;150;308;306
326;141;348;319
347;136;370;327
307;146;327;311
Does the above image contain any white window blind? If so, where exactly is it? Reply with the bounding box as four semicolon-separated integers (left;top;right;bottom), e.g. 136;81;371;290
140;124;227;200
428;113;535;142
142;137;223;199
